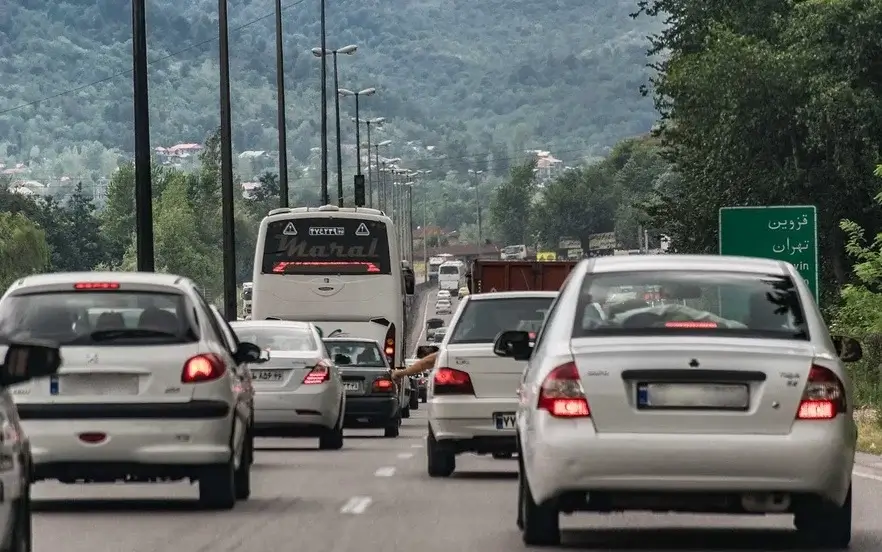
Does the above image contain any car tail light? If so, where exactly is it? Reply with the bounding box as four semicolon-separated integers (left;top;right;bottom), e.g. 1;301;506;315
182;354;226;383
433;367;474;395
372;377;395;392
303;360;332;385
537;361;590;418
74;282;119;290
384;324;396;366
796;365;846;420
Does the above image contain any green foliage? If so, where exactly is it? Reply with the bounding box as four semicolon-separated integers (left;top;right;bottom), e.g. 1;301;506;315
0;212;49;290
490;160;537;245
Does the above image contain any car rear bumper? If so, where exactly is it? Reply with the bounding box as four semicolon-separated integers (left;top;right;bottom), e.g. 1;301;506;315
429;396;518;442
344;396;398;424
524;415;855;506
254;385;339;430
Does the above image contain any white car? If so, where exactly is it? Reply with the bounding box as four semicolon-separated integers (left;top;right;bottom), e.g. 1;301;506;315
435;300;452;315
495;255;859;547
426;291;558;476
437;290;452;299
1;272;265;510
230;320;345;450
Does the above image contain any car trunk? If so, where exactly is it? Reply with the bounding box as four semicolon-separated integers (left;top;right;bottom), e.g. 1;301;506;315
250;351;322;392
339;367;395;398
444;343;525;399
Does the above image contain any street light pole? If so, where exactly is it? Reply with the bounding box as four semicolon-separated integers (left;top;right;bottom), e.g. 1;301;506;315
372;140;390;209
318;0;328;204
132;0;153;271
274;0;288;207
340;88;376;181
365;121;372;205
314;46;357;206
219;0;237;319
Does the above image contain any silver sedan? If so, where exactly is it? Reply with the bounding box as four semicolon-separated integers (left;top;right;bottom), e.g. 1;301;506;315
230;320;345;450
497;255;860;548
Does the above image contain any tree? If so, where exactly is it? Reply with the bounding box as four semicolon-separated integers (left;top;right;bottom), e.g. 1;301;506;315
490;160;537;245
0;212;49;289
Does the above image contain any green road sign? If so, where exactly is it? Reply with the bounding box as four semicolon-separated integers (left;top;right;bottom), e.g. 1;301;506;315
719;205;818;301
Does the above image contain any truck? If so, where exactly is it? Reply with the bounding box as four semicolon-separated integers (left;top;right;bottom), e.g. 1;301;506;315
465;259;579;293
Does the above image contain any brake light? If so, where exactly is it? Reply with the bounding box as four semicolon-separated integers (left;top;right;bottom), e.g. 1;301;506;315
74;282;120;290
384;324;396;366
182;354;226;383
272;261;380;273
537;361;590;417
665;321;717;328
433;367;474;395
372;377;395;392
796;365;846;420
303;361;331;384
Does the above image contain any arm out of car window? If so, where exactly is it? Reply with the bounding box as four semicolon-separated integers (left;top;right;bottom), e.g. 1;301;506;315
392;352;438;379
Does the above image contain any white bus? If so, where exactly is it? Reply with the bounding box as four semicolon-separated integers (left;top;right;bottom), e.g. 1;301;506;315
437;260;465;292
252;205;414;367
427;254;452;283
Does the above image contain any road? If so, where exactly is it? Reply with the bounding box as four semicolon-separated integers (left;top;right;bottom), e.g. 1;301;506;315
29;290;882;552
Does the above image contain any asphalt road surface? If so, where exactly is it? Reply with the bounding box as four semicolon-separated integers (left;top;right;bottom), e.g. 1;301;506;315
30;290;882;552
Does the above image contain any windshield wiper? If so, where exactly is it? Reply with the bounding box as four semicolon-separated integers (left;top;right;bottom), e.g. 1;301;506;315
88;329;179;342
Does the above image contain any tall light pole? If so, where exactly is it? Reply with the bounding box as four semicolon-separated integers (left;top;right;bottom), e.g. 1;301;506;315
274;0;289;207
468;169;484;258
381;157;400;212
355;116;384;210
132;0;153;271
339;88;376;190
219;0;237;319
312;45;357;206
372;140;391;209
318;0;328;204
414;169;431;281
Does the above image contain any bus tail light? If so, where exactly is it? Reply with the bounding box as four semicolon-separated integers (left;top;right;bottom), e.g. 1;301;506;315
384;324;396;366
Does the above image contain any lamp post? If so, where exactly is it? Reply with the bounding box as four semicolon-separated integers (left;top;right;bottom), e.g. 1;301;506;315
219;0;237;319
372;140;391;209
318;0;328;204
338;88;376;189
275;0;289;206
414;169;431;281
312;45;357;206
132;0;153;271
468;169;484;258
381;157;400;212
355;116;384;210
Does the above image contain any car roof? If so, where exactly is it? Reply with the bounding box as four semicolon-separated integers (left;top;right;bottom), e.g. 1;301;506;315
589;254;788;275
468;291;558;300
323;337;381;345
229;320;312;330
10;271;190;289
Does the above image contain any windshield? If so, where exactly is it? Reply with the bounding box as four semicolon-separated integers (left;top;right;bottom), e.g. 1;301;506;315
439;266;459;275
261;217;391;275
573;271;809;340
325;340;386;367
230;325;316;351
0;291;198;345
449;297;554;344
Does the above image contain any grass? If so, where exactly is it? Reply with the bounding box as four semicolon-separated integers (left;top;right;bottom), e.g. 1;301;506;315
855;408;882;454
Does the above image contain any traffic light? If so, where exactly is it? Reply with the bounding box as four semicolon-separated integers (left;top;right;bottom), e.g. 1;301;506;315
354;174;365;206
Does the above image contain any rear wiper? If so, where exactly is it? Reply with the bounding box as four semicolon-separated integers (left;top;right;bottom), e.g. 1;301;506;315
88;329;179;342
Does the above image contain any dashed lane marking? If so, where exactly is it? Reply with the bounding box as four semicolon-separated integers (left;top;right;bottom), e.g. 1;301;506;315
340;496;373;514
374;466;397;477
397;453;414;459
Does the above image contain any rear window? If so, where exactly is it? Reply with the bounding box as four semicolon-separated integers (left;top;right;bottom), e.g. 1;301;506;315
573;271;809;340
324;340;386;367
440;266;459;275
231;326;316;351
449;297;554;344
0;291;197;345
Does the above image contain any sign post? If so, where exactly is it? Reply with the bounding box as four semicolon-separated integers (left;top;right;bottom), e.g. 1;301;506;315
718;205;818;301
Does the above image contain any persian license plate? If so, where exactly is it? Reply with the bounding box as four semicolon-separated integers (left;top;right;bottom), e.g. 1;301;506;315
637;382;749;410
58;374;139;396
493;412;517;430
251;369;286;382
344;382;362;393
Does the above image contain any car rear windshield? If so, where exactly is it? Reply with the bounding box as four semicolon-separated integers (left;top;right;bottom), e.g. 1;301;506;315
0;291;198;345
573;271;809;340
449;297;554;344
231;326;316;351
324;340;386;367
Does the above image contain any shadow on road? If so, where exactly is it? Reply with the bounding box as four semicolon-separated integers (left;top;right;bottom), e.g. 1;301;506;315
450;471;517;481
556;527;818;551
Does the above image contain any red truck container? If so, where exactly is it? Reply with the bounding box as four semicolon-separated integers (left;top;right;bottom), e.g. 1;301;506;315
467;260;579;293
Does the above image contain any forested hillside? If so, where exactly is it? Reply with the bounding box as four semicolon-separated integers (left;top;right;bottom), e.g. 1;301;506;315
0;0;659;163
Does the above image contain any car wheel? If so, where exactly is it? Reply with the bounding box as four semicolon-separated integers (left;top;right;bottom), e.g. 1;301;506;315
516;459;525;530
402;405;411;419
794;484;851;549
426;426;455;477
409;392;419;410
384;411;401;437
319;410;345;450
520;468;560;546
4;479;32;552
198;458;236;510
234;427;252;501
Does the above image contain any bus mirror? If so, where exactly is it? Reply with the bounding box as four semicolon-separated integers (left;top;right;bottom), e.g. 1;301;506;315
403;267;415;295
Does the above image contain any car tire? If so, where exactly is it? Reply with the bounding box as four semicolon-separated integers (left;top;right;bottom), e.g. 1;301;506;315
516;459;525;530
493;452;513;459
402;406;411;419
409;392;419;410
3;479;32;552
234;427;252;501
794;484;851;549
198;458;237;510
319;411;345;450
520;468;560;546
384;413;401;438
426;427;455;477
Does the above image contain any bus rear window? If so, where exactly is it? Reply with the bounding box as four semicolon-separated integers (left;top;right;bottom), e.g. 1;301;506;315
440;266;459;275
261;218;391;275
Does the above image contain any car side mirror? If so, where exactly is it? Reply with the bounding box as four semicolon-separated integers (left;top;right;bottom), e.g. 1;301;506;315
334;353;352;365
831;335;863;363
234;341;265;364
493;330;533;361
0;340;62;387
416;345;439;359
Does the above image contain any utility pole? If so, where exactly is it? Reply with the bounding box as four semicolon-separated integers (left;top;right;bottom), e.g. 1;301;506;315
274;0;288;207
318;0;329;204
132;0;153;271
219;0;237;319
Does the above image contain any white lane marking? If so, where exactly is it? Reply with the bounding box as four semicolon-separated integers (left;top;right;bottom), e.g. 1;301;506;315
854;469;882;482
397;452;414;459
374;466;397;477
340;496;373;514
411;443;423;449
412;290;436;356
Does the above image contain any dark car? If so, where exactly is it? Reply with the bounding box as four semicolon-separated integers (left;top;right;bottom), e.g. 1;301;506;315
324;337;403;438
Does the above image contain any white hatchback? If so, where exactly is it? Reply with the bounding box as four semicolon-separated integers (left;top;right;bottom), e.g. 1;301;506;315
1;272;265;510
426;291;557;477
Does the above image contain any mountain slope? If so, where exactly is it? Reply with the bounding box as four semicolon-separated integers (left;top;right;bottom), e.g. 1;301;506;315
0;0;661;164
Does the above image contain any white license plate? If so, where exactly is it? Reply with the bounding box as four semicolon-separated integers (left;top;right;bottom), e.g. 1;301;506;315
637;383;749;410
344;382;362;392
252;370;286;382
57;374;139;396
494;412;516;430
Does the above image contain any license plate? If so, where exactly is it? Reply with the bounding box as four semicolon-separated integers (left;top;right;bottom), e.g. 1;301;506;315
494;412;517;430
637;382;749;410
344;382;362;393
56;374;139;396
252;369;286;382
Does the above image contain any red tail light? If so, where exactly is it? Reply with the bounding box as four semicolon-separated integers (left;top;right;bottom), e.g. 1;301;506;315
74;282;119;290
372;377;395;392
537;361;590;418
272;261;380;273
433;367;474;395
796;365;846;420
182;354;226;383
303;361;331;385
384;324;396;366
665;321;717;328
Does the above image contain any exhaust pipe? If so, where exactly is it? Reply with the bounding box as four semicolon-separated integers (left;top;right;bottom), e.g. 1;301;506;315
741;492;791;513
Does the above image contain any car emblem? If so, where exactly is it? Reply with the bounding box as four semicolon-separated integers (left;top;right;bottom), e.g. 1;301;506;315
86;353;99;364
688;358;699;368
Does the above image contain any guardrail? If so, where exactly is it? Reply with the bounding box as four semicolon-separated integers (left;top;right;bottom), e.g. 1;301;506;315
405;281;433;345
